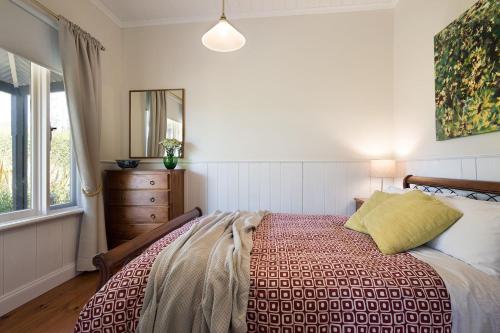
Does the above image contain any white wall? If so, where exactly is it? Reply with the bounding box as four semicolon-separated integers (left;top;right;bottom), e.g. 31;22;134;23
117;1;500;218
121;10;394;162
393;0;500;160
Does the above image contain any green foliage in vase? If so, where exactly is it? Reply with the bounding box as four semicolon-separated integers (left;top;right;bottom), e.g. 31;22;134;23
159;138;183;157
434;0;499;141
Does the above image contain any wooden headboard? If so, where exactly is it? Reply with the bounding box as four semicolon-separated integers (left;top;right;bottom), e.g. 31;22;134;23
403;175;500;200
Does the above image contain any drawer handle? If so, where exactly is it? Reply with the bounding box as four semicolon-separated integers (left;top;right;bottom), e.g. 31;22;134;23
150;197;156;203
150;180;155;186
150;214;156;220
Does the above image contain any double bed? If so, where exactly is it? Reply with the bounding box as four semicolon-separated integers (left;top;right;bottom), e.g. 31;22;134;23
75;175;500;332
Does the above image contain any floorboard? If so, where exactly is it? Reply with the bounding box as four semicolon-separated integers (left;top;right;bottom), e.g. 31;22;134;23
0;272;98;333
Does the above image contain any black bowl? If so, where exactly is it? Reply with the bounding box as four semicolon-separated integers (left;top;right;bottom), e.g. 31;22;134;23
116;159;140;169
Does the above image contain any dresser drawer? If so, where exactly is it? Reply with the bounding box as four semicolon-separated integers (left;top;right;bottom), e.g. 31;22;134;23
109;223;161;240
108;206;169;223
107;190;169;206
107;173;170;190
104;170;184;249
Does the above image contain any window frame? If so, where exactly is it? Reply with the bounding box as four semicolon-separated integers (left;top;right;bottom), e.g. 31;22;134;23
0;53;78;224
47;73;77;210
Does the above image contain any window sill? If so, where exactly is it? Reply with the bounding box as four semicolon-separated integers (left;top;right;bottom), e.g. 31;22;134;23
0;207;84;232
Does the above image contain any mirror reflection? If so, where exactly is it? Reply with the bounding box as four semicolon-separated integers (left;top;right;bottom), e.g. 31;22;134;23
129;89;184;158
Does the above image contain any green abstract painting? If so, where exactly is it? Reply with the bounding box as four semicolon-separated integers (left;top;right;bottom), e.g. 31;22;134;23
434;0;499;141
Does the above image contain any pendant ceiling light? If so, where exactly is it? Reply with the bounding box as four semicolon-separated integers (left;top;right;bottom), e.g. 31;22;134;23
202;0;246;52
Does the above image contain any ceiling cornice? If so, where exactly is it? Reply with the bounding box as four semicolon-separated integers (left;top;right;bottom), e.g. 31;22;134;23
90;0;398;29
89;0;123;28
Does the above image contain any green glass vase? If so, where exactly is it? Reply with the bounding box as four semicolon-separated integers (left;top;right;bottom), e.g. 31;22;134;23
163;155;178;169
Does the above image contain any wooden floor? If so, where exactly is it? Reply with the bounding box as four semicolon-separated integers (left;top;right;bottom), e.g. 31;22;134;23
0;272;99;333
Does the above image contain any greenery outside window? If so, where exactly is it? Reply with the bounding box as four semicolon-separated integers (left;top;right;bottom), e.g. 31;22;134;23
0;47;77;222
49;71;76;208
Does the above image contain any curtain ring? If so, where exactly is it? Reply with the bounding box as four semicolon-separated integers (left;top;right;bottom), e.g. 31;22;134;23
82;183;102;197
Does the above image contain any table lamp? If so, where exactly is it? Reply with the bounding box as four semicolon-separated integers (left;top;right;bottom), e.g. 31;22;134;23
370;160;396;191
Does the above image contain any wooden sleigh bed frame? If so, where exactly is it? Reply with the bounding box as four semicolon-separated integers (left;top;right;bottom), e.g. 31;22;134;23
93;175;500;290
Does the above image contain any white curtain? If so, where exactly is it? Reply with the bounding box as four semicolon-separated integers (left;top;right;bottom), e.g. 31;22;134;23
147;91;167;157
58;17;107;271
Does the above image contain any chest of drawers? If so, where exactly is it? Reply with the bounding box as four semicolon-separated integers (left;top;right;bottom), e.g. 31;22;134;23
104;169;185;248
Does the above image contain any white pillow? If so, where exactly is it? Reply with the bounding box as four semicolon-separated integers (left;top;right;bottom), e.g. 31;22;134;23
428;196;500;278
384;186;410;194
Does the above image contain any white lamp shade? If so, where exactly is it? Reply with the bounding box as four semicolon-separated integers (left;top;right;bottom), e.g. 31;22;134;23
370;160;396;178
202;18;246;52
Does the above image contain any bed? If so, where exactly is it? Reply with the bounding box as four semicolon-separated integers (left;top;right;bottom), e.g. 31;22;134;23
75;175;500;332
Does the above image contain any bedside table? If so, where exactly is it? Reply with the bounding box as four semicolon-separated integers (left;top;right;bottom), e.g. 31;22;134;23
354;198;367;212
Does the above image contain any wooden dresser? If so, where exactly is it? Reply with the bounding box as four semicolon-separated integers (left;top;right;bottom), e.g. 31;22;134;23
104;169;185;248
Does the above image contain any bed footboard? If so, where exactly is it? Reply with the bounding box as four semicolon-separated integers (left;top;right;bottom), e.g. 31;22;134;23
93;207;202;290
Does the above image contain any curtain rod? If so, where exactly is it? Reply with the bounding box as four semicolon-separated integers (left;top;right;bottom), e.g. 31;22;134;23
28;0;106;51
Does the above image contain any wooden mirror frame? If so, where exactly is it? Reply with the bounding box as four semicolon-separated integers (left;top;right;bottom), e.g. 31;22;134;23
129;88;185;159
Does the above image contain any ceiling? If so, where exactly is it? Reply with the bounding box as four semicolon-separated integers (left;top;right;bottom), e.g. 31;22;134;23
0;49;32;88
91;0;397;27
0;49;62;89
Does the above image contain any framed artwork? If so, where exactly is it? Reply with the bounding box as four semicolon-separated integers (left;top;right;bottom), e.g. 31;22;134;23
434;0;499;141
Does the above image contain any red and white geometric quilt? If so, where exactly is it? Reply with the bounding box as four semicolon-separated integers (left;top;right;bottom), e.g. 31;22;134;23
75;214;452;333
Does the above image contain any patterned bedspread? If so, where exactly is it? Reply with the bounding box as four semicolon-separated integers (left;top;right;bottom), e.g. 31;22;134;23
75;214;452;332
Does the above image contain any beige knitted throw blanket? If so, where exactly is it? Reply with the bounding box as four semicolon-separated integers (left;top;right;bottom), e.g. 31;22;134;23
137;210;267;333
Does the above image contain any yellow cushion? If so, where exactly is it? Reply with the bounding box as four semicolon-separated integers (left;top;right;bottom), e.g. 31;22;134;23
363;190;463;255
345;191;398;234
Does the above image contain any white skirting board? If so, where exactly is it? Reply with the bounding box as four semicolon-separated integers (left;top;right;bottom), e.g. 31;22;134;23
0;263;78;316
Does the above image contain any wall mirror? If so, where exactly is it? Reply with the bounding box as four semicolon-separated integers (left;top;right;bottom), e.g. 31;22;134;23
129;89;185;158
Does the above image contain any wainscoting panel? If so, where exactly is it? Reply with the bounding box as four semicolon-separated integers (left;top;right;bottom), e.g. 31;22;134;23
3;226;37;293
460;158;477;180
178;161;373;216
403;159;462;179
0;213;80;315
276;163;303;214
396;155;500;185
36;220;63;279
184;162;208;215
185;162;305;215
302;162;372;215
476;156;500;181
102;156;500;218
62;218;79;266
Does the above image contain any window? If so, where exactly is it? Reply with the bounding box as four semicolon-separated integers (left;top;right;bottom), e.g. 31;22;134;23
0;48;76;222
49;72;75;208
0;49;32;216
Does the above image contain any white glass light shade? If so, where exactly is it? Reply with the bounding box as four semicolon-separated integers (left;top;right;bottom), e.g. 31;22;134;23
370;160;396;178
202;18;246;52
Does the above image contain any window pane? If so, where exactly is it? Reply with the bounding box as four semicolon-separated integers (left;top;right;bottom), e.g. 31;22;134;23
0;49;32;214
49;72;73;207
